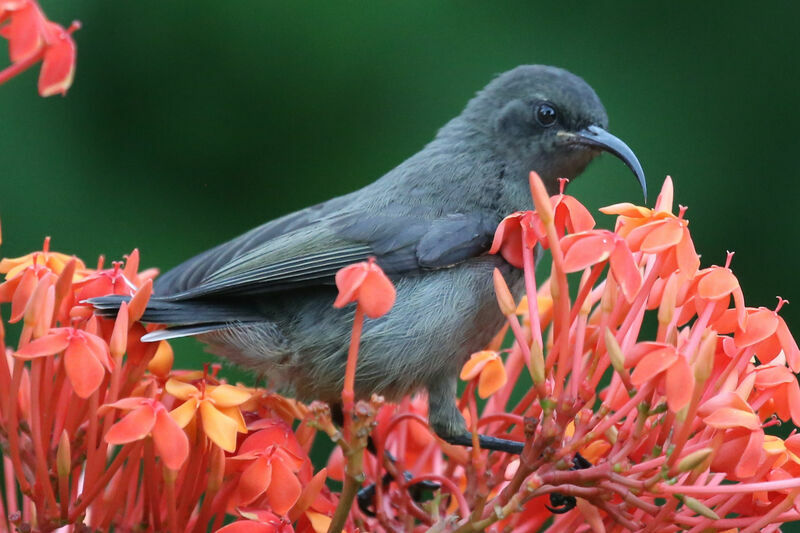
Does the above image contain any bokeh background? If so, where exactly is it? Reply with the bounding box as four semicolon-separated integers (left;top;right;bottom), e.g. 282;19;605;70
3;2;800;422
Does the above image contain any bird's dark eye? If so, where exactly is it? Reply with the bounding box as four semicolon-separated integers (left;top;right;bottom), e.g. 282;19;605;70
535;102;558;127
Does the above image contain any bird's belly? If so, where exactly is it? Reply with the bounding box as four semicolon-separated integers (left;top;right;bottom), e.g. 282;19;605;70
202;256;524;405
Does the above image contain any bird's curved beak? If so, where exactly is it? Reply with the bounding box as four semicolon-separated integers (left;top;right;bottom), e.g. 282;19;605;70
558;125;647;202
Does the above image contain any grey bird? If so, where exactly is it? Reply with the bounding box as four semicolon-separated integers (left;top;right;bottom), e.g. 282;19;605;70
92;65;645;454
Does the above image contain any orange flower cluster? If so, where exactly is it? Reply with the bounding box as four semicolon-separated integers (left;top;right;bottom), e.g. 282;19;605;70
0;239;336;532
2;173;800;532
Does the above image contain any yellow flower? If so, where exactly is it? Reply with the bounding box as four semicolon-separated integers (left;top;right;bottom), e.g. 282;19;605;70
166;378;251;452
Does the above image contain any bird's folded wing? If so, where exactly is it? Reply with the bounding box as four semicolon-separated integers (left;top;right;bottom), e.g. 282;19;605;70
156;212;498;301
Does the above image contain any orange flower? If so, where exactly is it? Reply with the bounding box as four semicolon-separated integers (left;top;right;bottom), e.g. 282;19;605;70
460;350;507;399
629;343;694;412
104;397;189;470
0;237;84;279
712;298;800;371
600;177;700;279
333;258;395;318
166;378;250;452
560;229;642;301
15;326;112;398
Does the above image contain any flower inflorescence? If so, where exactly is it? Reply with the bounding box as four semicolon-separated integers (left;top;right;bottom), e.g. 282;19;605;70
0;173;799;532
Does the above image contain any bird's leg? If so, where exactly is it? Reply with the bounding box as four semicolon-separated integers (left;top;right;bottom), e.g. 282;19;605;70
427;379;525;454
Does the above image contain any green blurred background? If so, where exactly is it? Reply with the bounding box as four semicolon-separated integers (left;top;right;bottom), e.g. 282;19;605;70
3;4;800;379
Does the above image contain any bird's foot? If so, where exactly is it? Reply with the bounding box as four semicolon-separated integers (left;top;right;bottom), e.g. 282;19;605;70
544;453;591;514
357;470;440;517
443;431;524;454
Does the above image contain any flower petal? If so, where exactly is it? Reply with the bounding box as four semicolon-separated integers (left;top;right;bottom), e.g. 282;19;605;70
38;22;76;97
169;397;199;428
64;336;106;398
358;267;397;319
209;384;252;407
266;457;302;515
14;329;69;359
104;406;156;444
630;348;678;386
641;219;685;253
703;407;761;431
697;268;738;301
332;264;367;308
153;409;190;471
477;358;507;399
199;401;239;452
561;232;613;272
165;377;199;400
736;309;779;347
460;351;497;381
665;356;693;412
237;456;272;506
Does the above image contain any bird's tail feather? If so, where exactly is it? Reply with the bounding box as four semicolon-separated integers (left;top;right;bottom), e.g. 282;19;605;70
86;295;262;340
141;324;233;342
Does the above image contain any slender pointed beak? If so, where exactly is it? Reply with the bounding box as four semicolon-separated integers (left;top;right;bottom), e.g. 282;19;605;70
558;125;647;202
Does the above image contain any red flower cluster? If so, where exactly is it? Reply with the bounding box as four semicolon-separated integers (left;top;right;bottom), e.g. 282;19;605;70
0;0;79;96
331;175;800;531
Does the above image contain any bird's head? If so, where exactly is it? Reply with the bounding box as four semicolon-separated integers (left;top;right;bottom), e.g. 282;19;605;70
464;65;646;200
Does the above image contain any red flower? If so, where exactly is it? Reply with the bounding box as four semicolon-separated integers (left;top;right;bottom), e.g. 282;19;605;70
104;397;190;471
489;211;542;268
0;0;80;97
333;258;395;318
228;424;307;515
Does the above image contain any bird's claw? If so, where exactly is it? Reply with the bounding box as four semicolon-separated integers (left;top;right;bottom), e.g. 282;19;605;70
357;471;441;517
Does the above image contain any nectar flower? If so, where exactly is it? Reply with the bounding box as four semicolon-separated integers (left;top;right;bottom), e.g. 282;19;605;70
166;377;251;452
333;257;395;318
104;397;190;470
15;326;112;397
460;350;507;398
560;229;642;301
489;211;542;268
228;424;307;514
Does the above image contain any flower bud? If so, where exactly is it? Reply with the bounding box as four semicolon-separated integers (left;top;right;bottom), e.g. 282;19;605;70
492;268;516;316
605;328;626;374
693;330;717;384
676;447;713;473
57;430;71;478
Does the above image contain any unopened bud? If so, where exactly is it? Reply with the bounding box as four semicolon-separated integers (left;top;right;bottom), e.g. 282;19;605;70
530;339;545;386
57;430;71;478
676;447;713;473
493;268;516;316
658;274;679;326
675;494;719;520
693;330;717;383
604;328;625;374
604;425;619;444
109;302;129;360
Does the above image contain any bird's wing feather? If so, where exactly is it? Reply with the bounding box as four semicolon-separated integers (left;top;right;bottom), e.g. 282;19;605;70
156;210;498;301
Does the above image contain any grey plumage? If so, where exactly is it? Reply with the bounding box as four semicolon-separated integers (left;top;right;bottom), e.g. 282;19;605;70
91;65;645;450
